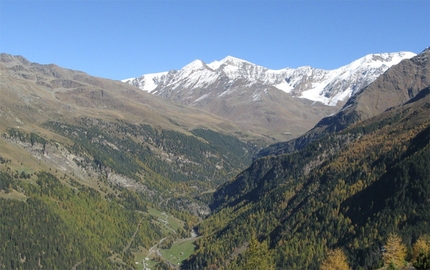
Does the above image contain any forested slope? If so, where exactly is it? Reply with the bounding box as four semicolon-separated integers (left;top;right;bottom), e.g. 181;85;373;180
184;87;430;270
0;170;165;269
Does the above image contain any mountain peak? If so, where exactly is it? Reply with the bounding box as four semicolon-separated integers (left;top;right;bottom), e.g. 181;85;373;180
124;51;416;106
183;59;206;70
221;55;249;64
0;53;31;66
351;51;416;69
208;56;251;70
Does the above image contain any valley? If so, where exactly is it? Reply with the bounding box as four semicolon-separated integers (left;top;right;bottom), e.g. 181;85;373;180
0;53;255;269
0;48;429;270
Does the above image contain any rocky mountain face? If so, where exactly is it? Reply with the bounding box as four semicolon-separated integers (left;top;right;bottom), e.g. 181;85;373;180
257;48;430;157
123;52;414;141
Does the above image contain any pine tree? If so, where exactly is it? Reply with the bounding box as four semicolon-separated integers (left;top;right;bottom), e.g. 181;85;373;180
320;248;350;270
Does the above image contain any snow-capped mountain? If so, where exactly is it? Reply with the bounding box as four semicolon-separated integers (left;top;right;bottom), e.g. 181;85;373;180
122;52;415;142
123;52;415;106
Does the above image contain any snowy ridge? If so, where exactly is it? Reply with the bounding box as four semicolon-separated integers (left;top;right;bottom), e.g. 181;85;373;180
122;71;169;92
122;52;415;106
300;51;416;105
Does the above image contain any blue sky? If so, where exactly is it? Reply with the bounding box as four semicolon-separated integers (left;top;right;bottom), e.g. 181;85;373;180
1;1;429;80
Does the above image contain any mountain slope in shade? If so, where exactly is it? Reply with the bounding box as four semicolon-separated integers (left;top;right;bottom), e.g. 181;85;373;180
123;52;414;142
257;48;430;157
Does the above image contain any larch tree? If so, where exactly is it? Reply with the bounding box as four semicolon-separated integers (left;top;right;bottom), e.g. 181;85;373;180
320;248;350;270
412;235;430;270
383;233;407;269
239;234;274;270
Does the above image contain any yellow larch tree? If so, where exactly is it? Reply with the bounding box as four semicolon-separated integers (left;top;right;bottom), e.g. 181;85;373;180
320;248;350;270
383;233;407;269
412;234;430;269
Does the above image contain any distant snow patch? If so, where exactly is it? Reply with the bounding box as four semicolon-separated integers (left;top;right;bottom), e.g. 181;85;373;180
274;82;293;93
194;93;210;102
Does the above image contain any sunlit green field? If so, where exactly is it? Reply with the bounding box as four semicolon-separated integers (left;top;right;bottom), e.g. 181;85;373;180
160;237;196;266
147;207;184;232
134;207;195;268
